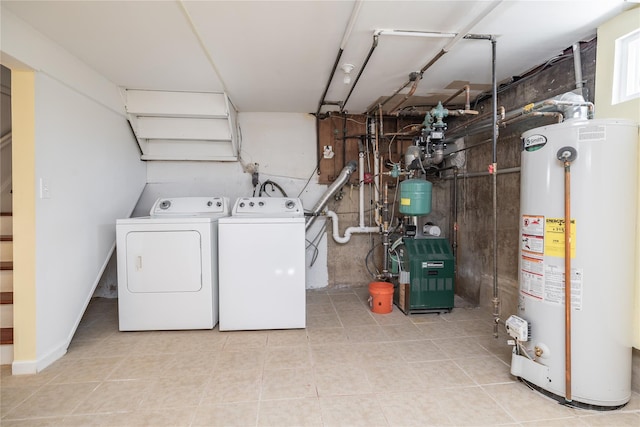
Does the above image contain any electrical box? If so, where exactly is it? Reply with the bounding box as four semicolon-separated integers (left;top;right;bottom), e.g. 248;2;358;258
394;237;455;314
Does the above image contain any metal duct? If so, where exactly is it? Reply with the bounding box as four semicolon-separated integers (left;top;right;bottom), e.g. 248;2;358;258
305;160;357;231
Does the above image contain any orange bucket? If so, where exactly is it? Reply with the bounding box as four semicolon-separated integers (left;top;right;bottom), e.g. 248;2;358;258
368;282;394;314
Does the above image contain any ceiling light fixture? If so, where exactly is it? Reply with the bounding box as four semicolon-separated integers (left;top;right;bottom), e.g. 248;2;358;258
341;63;355;85
376;29;457;38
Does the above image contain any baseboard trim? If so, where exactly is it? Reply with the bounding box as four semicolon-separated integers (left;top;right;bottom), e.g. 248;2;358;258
11;342;67;374
11;358;37;375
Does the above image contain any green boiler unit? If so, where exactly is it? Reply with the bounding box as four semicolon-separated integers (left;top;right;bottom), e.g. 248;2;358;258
394;237;455;314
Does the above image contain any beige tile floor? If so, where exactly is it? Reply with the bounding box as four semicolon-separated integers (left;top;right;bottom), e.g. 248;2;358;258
1;287;639;426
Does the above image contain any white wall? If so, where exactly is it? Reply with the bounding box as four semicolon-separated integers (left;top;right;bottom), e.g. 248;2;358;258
34;73;145;366
1;8;146;372
141;112;330;288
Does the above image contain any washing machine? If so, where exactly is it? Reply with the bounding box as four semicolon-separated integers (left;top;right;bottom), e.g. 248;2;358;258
116;196;229;331
218;197;306;331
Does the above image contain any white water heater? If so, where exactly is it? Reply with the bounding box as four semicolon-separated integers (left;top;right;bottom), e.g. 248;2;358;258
512;118;638;407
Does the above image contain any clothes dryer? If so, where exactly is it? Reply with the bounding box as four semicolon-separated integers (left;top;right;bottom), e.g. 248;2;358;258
116;197;229;331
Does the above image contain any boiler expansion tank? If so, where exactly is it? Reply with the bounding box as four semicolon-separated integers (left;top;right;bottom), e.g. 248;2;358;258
512;118;638;407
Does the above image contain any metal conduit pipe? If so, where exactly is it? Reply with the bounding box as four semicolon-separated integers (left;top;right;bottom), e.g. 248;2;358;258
573;42;584;96
491;36;500;338
305;160;357;231
443;167;521;180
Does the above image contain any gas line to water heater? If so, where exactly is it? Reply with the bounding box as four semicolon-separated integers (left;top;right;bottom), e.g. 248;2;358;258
557;145;577;403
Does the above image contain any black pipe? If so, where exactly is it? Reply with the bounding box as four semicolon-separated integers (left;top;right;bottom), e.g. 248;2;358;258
316;48;344;116
452;167;458;278
341;34;379;112
375;49;447;114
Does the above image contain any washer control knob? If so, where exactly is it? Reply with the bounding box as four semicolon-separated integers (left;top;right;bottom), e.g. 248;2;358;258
216;201;222;207
159;200;171;210
207;201;213;207
239;202;245;208
285;200;296;210
259;201;265;206
249;201;255;207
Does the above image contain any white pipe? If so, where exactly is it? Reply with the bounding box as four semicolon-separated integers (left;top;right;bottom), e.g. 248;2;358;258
443;0;503;52
374;157;380;225
373;112;381;226
358;151;366;228
377;29;457;38
327;210;378;244
340;1;363;49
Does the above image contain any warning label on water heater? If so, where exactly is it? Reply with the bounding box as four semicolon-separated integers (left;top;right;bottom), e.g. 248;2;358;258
543;264;583;310
521;215;544;255
520;214;583;309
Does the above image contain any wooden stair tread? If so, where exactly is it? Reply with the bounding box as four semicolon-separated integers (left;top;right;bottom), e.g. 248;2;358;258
0;235;12;241
0;328;13;345
0;261;12;270
0;292;12;305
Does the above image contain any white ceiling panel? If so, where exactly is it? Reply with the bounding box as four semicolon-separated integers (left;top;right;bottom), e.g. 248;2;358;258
2;0;635;114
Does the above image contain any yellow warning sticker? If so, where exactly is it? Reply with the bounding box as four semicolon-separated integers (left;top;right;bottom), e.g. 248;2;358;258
400;198;411;206
544;218;576;258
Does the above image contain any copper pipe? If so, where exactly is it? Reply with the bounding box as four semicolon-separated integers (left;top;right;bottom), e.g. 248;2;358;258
388;76;421;115
499;111;563;127
443;85;471;110
564;158;572;403
447;109;480;116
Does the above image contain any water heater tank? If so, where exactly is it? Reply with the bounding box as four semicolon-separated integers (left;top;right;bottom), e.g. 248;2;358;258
513;118;638;407
399;179;432;216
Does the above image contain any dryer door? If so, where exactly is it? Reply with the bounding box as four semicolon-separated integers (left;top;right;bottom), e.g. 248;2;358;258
125;230;202;292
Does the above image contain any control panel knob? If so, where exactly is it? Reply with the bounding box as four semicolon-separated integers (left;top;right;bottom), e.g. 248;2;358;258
159;200;171;210
207;201;213;207
259;201;265;206
239;202;245;208
285;200;296;210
